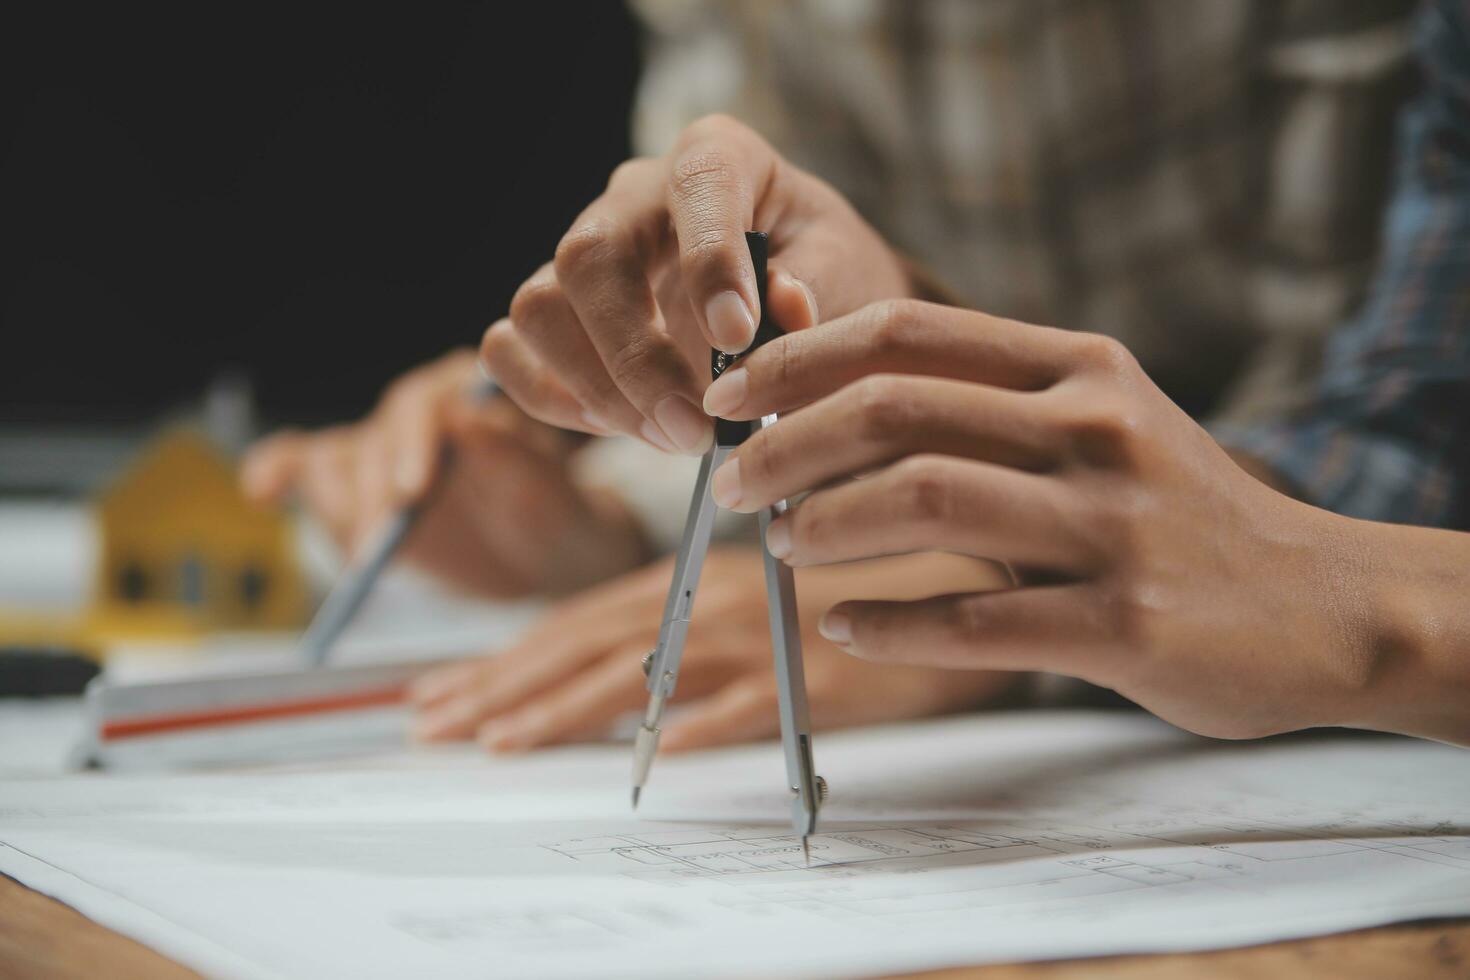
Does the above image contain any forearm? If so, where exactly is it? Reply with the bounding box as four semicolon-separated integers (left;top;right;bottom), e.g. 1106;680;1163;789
1340;518;1470;745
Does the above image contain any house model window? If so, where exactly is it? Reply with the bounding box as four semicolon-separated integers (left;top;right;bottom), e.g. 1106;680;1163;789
92;430;305;637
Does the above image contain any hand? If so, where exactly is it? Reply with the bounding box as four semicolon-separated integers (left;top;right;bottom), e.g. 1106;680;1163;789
700;300;1433;742
409;548;1016;751
241;349;650;598
480;114;912;456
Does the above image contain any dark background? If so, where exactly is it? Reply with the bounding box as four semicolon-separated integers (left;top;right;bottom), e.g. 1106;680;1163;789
2;3;640;429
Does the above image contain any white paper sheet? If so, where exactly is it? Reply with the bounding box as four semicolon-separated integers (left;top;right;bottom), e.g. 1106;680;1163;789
0;698;87;775
2;711;1467;980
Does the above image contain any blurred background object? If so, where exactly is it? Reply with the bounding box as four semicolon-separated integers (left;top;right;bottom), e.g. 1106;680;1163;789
90;428;304;635
1;1;639;459
0;2;640;685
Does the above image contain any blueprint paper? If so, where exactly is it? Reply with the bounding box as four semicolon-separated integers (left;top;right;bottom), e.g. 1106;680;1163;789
1;711;1467;980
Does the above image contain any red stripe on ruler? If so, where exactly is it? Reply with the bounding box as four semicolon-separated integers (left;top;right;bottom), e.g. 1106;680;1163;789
100;684;408;741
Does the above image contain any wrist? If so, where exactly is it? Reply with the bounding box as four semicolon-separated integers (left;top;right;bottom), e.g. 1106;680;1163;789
1336;517;1470;745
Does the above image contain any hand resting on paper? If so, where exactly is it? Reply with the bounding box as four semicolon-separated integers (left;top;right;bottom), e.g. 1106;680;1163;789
409;548;1017;752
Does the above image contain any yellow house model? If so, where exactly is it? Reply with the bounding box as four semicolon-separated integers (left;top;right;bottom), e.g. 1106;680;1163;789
90;429;306;638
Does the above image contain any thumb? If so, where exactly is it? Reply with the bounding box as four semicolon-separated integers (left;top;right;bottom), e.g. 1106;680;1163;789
240;431;307;504
766;265;819;332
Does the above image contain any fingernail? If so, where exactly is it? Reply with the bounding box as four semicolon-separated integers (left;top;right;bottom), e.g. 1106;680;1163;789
775;270;819;326
581;409;613;434
711;458;742;509
764;518;791;559
706;291;756;353
412;713;452;742
395;455;426;497
819;610;851;645
654;396;714;455
703;367;747;417
639;418;679;453
477;722;519;752
796;277;818;324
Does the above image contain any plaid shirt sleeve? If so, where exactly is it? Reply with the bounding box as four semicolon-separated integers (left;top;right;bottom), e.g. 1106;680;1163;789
1218;0;1470;531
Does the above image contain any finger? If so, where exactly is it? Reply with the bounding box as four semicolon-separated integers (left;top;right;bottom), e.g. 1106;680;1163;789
479;318;597;433
476;629;758;753
380;397;449;507
664;115;777;353
765;265;819;333
297;429;362;551
660;674;781;752
713;375;1059;513
762;201;886;325
373;349;486;502
410;583;666;741
509;263;648;438
652;262;814;385
348;424;398;554
767;455;1095;571
408;662;480;712
652;264;711;377
375;377;456;508
701;300;1079;421
474;648;651;752
510;558;672;643
820;587;1116;683
554;164;712;455
411;631;617;742
240;431;307;503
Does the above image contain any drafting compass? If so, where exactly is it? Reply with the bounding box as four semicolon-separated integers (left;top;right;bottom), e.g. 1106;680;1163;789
630;231;826;861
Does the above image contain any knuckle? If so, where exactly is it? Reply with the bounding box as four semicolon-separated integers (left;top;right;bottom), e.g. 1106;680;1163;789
606;157;653;191
1058;398;1145;468
848;374;912;443
669;149;739;201
740;429;783;488
509;276;564;327
381;369;431;411
866;299;923;352
479;320;515;370
789;502;825;553
1070;332;1137;377
605;334;676;398
894;455;956;530
315;425;356;459
1096;578;1167;663
950;594;998;646
764;336;799;393
678;234;740;285
554;217;627;278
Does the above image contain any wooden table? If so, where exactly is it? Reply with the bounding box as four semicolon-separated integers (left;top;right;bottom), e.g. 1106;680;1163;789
4;874;1467;979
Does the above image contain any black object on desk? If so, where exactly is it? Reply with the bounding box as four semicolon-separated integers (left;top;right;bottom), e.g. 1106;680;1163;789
0;647;101;697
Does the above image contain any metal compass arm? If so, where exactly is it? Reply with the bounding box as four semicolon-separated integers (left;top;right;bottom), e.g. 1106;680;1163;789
629;441;731;806
629;231;825;858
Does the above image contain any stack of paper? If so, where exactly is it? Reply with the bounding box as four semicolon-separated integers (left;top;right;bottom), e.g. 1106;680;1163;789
2;711;1467;978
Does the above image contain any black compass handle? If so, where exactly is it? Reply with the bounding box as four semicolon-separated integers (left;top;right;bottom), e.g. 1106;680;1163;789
712;231;781;447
